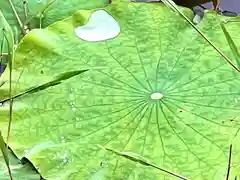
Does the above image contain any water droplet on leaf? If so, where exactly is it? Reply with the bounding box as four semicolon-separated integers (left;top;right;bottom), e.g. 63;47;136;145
150;92;163;100
75;10;120;42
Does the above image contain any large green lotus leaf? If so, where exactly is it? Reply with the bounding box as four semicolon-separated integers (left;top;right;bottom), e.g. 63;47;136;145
1;1;240;179
0;149;40;180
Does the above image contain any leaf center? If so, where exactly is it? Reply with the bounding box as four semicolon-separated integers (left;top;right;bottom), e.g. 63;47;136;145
150;92;163;100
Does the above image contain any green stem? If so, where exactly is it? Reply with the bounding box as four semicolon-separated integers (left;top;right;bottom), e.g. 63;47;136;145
8;0;23;29
162;0;240;72
0;132;13;180
2;30;13;147
39;16;42;29
225;144;232;180
23;0;28;20
6;162;14;180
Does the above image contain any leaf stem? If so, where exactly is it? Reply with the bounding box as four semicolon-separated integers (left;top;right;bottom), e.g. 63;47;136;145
1;149;14;180
8;0;23;29
162;0;240;72
0;132;13;180
23;0;28;20
187;17;239;72
7;166;14;180
98;145;188;180
226;144;232;180
2;30;13;145
0;31;5;65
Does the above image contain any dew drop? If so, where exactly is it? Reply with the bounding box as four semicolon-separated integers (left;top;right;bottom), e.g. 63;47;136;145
37;0;48;3
70;102;75;106
69;101;77;112
151;92;163;100
62;152;68;163
61;136;65;143
75;10;120;42
69;88;75;100
70;93;74;97
235;98;239;103
53;151;70;164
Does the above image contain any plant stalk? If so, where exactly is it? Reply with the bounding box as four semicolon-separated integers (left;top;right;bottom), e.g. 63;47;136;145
0;131;13;180
23;0;28;20
2;30;13;146
226;144;232;180
8;0;23;29
6;163;14;180
162;0;240;72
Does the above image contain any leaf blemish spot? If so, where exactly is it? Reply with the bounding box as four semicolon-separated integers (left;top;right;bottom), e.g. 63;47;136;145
150;92;163;100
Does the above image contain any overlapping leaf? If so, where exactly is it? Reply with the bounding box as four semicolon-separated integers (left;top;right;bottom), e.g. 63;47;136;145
1;1;240;179
0;0;108;51
0;0;108;28
0;148;40;180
